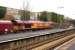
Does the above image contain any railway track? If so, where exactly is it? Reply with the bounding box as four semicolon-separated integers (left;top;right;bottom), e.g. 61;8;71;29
0;28;74;50
32;32;75;50
28;29;75;50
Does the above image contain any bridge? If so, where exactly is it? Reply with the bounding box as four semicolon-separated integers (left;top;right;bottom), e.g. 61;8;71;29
0;28;75;50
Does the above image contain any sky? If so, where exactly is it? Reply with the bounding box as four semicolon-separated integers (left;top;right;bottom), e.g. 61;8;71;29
0;0;75;19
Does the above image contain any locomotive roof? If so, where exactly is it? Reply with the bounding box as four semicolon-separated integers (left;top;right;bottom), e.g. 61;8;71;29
0;20;54;24
16;20;43;23
0;20;11;23
16;20;54;24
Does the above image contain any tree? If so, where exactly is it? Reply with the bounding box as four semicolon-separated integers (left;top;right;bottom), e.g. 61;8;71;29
59;15;64;23
51;12;57;22
0;6;7;19
38;11;48;21
50;12;64;23
20;10;30;20
20;0;31;20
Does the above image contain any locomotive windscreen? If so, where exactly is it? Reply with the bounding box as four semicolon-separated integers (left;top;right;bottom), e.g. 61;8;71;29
11;20;17;25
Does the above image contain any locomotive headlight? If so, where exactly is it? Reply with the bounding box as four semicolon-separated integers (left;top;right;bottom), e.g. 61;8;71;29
5;28;8;32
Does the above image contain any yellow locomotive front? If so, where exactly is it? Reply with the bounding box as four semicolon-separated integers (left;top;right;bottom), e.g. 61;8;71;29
31;21;48;29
